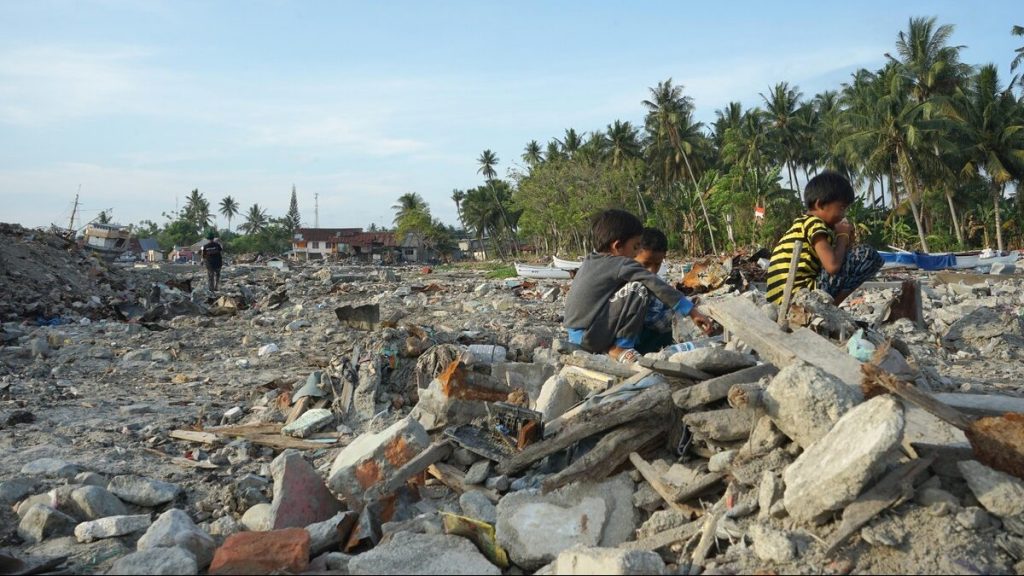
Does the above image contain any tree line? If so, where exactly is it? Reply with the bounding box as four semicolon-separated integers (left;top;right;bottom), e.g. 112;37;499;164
452;18;1024;258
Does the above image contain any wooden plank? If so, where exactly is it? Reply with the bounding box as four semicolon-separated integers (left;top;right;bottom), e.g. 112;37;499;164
427;463;500;503
673;364;778;410
541;424;663;494
285;396;311;425
562;353;639;378
498;382;671;475
706;297;798;369
671;471;725;503
208;423;283;435
637;358;712;381
629;452;692;515
935;393;1024;417
825;457;933;555
863;363;975;431
777;239;803;329
143;447;219;469
368;441;452;499
169;430;219;444
619;520;702;551
544;370;659;437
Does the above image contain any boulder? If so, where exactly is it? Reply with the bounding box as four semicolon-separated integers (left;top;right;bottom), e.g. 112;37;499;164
17;504;76;544
459;491;497;524
74;514;151;543
348;532;500;575
783;396;904;523
554;546;665;575
269;450;344;529
108;547;198;575
137;509;216;569
958;460;1024;518
69;485;128;520
328;416;429;507
762;362;861;448
108;475;181;507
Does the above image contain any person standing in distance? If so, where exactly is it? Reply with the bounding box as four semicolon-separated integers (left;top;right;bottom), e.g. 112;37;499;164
201;231;224;291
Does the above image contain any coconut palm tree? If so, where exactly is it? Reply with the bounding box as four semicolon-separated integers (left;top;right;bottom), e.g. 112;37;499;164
183;189;212;232
240;204;268;235
557;129;583;159
477;149;517;255
606;120;641;168
460;187;503;260
1012;25;1024;79
954;65;1024;251
219;196;239;232
522;141;544;167
760;81;805;190
712;102;744;149
392;192;428;226
450;189;465;227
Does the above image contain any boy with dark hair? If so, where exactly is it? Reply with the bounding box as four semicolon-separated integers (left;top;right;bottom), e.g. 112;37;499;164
201;231;223;292
766;171;883;306
634;228;676;353
564;210;713;364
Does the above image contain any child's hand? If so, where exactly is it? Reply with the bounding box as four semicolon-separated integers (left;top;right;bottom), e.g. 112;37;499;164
689;309;715;335
835;219;854;235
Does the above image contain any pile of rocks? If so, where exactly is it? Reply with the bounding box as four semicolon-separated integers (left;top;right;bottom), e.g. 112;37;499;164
1;255;1023;574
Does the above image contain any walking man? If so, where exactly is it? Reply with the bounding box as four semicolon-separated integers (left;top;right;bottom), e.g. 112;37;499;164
201;231;223;291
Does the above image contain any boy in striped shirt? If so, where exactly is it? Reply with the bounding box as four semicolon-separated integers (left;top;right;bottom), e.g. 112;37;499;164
766;172;883;306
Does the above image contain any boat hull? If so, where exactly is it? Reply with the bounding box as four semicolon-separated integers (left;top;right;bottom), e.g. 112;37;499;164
515;263;572;279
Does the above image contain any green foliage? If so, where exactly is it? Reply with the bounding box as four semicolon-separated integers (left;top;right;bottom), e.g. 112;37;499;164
485;265;516;279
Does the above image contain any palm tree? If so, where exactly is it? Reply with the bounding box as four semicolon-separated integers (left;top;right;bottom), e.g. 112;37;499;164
1013;26;1024;75
606;120;641;168
183;189;212;231
219;196;239;232
522;140;544;167
477;149;517;255
643;79;716;253
392;192;428;226
712;102;744;149
451;189;465;227
954;65;1024;252
460;187;503;260
760;81;805;190
557;129;583;159
240;204;268;235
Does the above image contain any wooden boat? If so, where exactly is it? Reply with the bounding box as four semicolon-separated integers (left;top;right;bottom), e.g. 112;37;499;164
82;223;131;260
552;255;584;270
514;262;572;280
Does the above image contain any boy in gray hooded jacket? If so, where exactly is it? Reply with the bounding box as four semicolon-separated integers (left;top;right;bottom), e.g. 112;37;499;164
563;210;713;364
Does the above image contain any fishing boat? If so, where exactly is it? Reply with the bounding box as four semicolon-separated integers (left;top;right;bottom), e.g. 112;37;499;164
552;255;584;270
81;223;131;260
880;249;1020;271
514;262;572;280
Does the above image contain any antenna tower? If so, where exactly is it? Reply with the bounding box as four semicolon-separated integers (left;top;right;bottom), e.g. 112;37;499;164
314;193;319;229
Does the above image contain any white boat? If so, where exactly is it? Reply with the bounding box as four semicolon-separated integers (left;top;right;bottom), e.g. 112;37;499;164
514;262;572;280
82;223;131;260
951;250;1020;270
552;255;584;270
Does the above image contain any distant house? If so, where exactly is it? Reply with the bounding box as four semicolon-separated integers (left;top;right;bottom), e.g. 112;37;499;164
458;238;489;261
348;231;397;262
291;228;361;260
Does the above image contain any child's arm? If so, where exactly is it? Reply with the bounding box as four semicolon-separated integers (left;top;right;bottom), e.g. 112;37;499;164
618;260;715;335
814;219;853;274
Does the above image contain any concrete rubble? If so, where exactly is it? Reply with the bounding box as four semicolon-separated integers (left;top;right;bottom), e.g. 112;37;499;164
1;224;1023;573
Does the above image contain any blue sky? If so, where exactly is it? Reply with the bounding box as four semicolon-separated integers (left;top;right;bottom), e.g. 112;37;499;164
0;0;1020;231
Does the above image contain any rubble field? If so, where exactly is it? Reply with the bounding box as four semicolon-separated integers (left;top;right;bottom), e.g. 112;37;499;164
2;224;1024;575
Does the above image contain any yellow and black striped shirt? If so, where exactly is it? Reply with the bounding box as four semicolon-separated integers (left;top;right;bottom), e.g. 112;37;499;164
765;215;832;304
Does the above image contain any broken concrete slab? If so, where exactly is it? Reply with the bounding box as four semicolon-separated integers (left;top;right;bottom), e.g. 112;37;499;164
306;511;357;556
535;374;577;422
75;514;152;543
19;457;81;479
334;303;379;331
348;531;501;575
554;546;666;575
749;524;797;563
281;408;333;438
682;408;755;442
783;396;905;523
328;416;430;507
269;449;344;529
958;460;1024;518
69;485;128;520
762;362;862;448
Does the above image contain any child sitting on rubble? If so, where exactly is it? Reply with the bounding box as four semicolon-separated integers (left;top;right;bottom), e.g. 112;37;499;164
633;228;677;354
564;210;714;364
766;171;884;307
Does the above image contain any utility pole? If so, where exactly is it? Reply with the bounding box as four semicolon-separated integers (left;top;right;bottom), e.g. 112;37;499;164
67;186;80;239
314;193;319;229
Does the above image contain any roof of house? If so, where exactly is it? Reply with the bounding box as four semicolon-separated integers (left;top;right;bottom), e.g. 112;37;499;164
138;238;160;252
293;228;362;243
348;231;396;248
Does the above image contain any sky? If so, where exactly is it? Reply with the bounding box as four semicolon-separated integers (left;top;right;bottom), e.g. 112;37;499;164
0;0;1020;232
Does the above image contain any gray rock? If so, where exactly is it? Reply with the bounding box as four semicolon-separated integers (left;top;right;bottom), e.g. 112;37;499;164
956;507;992;530
348;531;500;575
74;471;107;487
241;502;272;531
17;504;76;544
495;473;635;570
485;475;510;492
325;552;352;571
464;460;491;485
20;458;80;479
763;363;861;449
958;460;1024;518
0;476;37;504
668;347;756;375
15;493;52;518
74;514;151;543
749;525;797;563
758;472;783;521
554;546;665;575
306;511;356;556
783;396;904;523
535;375;577;423
916;487;960;509
107;547;198;575
137;509;216;569
459;491;497;524
205;515;242;537
108;475;181;507
708;450;737;473
636;509;690;540
70;486;128;520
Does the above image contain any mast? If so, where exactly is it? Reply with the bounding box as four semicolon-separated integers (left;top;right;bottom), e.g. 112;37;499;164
67;186;80;238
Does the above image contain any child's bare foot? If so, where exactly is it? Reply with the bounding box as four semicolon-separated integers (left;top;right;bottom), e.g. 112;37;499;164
609;345;640;364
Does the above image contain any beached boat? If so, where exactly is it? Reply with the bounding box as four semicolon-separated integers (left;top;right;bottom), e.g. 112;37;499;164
552;255;584;270
880;249;1020;271
82;223;131;260
514;262;572;280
